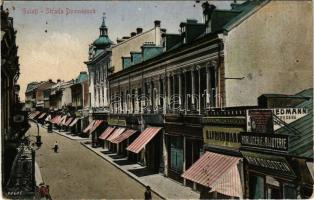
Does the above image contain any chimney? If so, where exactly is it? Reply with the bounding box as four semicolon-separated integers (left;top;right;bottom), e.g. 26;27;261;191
130;32;136;37
161;28;167;33
57;79;61;83
202;2;216;20
48;79;52;83
154;20;161;27
136;27;143;34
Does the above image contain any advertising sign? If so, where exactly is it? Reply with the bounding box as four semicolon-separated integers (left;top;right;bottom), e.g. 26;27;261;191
247;110;273;133
108;117;126;126
247;108;308;132
240;132;288;151
203;126;244;148
241;151;296;177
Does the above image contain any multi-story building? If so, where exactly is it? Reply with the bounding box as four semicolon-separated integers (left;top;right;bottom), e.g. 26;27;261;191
104;0;312;198
25;82;40;110
35;80;56;109
1;5;31;196
48;80;73;111
84;16;112;119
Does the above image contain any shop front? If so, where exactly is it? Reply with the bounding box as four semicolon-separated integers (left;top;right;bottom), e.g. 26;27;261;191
164;114;203;184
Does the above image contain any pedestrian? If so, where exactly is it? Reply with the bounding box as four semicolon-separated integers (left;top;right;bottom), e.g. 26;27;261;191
53;141;58;153
144;186;152;200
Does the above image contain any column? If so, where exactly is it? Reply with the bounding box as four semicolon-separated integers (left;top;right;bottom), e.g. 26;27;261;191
183;136;186;185
184;70;187;115
90;71;95;108
163;77;167;114
162;131;168;177
103;86;108;107
206;65;211;108
191;68;195;110
167;75;171;112
198;67;201;114
178;72;182;109
100;86;104;107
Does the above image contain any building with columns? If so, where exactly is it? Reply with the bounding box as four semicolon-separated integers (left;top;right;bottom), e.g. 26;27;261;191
104;0;313;197
84;16;113;119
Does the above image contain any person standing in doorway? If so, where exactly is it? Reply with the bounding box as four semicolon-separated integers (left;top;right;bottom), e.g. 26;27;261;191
53;141;59;153
144;186;152;200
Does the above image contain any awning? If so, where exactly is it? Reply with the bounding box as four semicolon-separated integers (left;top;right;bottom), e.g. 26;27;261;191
126;127;162;153
45;115;52;121
69;118;79;127
38;113;46;119
181;152;242;198
50;115;61;124
57;115;67;125
111;129;137;144
99;127;115;140
29;111;41;119
106;128;126;142
90;120;104;134
64;117;73;126
83;120;96;133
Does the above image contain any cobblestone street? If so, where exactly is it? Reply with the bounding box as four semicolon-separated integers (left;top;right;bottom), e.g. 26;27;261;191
27;123;159;199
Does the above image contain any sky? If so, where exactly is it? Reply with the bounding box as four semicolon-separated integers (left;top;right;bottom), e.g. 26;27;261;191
3;1;232;101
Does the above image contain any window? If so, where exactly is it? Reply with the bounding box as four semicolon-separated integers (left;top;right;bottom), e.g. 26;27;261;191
170;136;183;172
249;174;265;199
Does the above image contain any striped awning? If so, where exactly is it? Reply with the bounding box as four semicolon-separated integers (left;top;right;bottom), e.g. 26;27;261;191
126;127;162;154
181;152;242;198
45;115;52;122
50;115;61;124
106;128;126;142
111;129;137;144
69;118;79;127
99;127;115;140
29;111;41;119
64;117;73;126
38;113;46;119
57;115;67;125
90;120;104;134
83;120;96;133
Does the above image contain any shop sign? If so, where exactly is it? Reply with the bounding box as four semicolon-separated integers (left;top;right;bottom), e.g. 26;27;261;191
247;110;274;133
203;126;244;148
108;117;126;126
241;151;296;177
247;108;308;131
202;117;246;126
240;133;288;151
272;108;308;130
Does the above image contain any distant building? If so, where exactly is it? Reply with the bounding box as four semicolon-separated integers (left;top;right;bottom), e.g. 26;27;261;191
25;82;40;109
34;80;56;109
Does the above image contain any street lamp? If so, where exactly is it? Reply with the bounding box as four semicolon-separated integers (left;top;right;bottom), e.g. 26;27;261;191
28;118;42;148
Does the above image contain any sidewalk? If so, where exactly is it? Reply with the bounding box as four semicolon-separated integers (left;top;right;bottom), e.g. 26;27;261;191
52;129;89;141
81;142;200;199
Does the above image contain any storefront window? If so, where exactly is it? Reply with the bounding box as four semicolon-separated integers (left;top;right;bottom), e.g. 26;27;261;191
249;175;265;199
283;184;297;199
170;136;183;172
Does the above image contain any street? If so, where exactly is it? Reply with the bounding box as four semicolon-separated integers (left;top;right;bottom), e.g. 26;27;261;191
27;123;159;199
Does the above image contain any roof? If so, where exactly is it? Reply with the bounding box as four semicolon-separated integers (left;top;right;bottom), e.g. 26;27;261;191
223;0;268;32
275;89;313;159
26;82;40;93
74;72;88;84
93;35;112;48
209;0;268;33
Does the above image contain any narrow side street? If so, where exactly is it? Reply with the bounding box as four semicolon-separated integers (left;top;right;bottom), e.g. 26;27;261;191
27;123;159;199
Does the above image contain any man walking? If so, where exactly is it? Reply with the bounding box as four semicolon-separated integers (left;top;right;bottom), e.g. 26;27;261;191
144;186;152;200
53;141;59;153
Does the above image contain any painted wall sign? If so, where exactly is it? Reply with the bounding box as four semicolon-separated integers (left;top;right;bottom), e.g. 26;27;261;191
240;133;288;151
241;151;296;177
272;108;308;130
247;110;274;133
108;117;126;126
247;108;308;131
202;117;246;126
203;126;244;148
